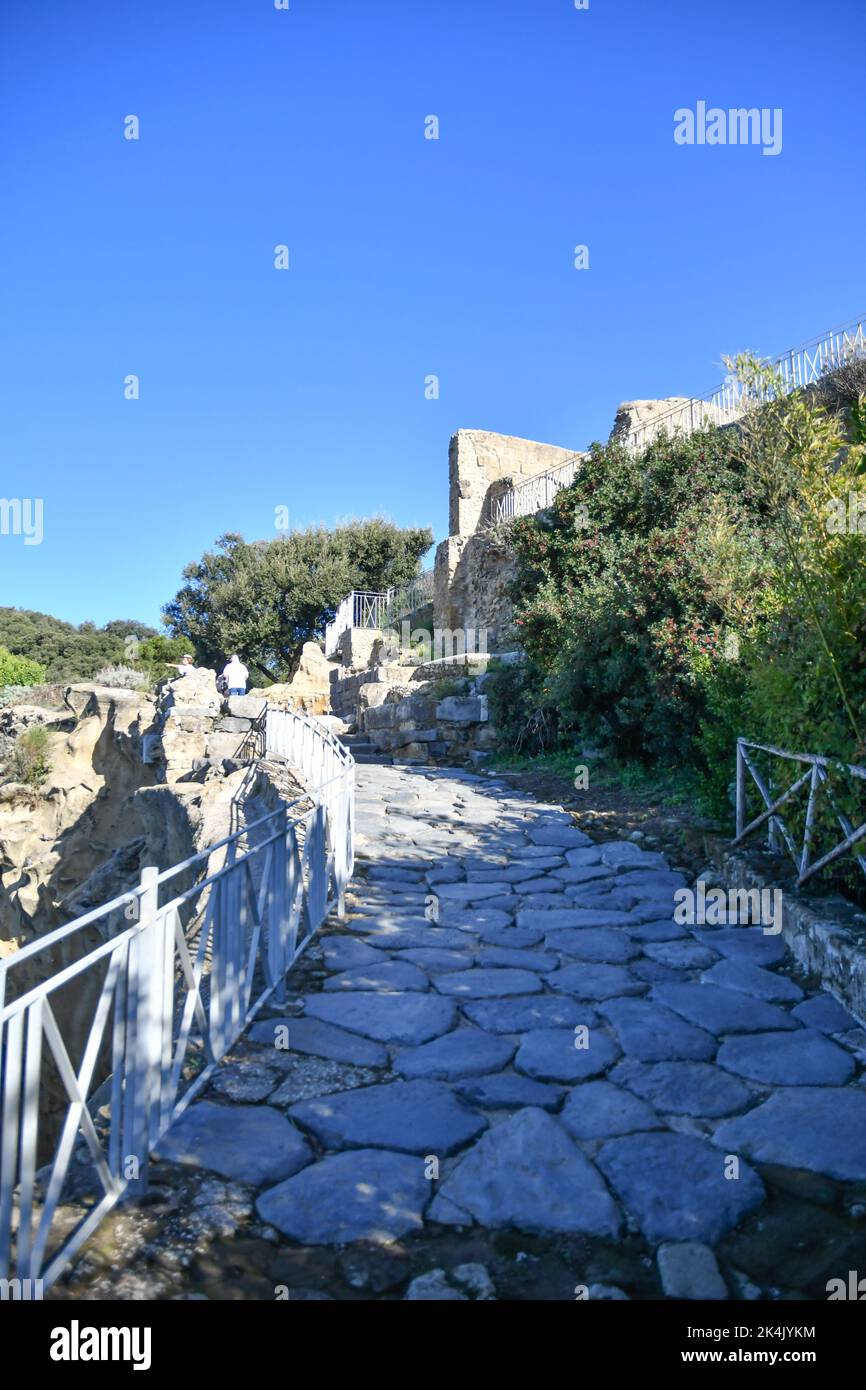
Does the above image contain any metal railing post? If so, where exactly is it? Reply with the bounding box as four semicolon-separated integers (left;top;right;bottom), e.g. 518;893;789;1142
123;865;159;1197
735;738;746;839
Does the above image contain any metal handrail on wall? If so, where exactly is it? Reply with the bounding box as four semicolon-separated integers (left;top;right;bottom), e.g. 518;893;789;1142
486;315;866;525
324;572;435;658
0;707;354;1292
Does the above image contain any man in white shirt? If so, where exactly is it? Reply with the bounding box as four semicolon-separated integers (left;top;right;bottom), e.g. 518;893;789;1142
222;654;249;696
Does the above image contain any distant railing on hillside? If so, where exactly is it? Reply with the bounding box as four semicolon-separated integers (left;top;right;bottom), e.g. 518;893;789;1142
0;707;354;1292
324;571;435;657
486;315;866;525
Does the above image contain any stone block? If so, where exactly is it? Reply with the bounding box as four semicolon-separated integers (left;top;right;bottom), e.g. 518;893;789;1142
226;695;267;720
435;695;488;724
206;731;249;763
364;704;398;731
215;717;252;733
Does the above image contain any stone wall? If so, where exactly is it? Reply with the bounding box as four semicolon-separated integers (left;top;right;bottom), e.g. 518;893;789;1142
359;680;495;767
434;428;576;645
447;428;576;536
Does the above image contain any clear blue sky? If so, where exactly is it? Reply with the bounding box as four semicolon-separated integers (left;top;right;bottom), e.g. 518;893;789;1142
1;0;863;629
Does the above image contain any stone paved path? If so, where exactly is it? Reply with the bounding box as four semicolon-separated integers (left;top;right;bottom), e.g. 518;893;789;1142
61;763;866;1300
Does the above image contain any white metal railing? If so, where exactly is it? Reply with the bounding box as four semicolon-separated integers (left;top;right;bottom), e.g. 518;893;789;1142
734;737;866;886
0;706;353;1292
324;573;435;657
487;315;866;525
488;455;584;524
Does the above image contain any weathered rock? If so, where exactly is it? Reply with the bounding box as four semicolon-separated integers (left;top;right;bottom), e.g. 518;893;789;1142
713;1087;866;1181
514;1027;620;1083
256;1149;429;1245
701;958;804;1003
716;1029;854;1086
321;937;383;971
657;1242;728;1300
559;1081;660;1139
322;960;429;992
462;996;598;1033
248;1015;389;1067
431;1108;621;1237
288;1080;486;1155
405;1269;468;1300
455;1072;565;1111
652;983;799;1034
433;968;543;999
302;992;456;1044
693;928;787;968
154;1102;312;1185
599;998;716;1062
611;1059;753;1119
791;994;858;1033
393;1029;515;1081
548;963;644;1000
597;1132;764;1244
549;928;641;963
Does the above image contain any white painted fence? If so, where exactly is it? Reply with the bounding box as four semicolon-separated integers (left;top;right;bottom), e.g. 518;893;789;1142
0;707;353;1292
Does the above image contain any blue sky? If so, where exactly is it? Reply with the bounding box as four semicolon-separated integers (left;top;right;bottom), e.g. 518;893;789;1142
1;0;863;630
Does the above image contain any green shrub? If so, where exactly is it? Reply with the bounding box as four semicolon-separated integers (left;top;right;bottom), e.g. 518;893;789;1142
13;725;50;785
0;645;45;687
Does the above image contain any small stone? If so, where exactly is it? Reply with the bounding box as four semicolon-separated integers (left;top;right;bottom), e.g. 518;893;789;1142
405;1269;467;1300
452;1263;496;1299
587;1283;630;1300
657;1242;728;1299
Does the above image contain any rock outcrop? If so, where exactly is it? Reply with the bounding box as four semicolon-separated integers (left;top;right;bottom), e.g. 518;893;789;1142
250;641;331;716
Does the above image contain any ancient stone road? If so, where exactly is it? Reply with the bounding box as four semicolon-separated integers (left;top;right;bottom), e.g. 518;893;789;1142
64;762;866;1300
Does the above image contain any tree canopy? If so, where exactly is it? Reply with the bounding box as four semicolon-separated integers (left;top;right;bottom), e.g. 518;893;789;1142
162;518;433;682
0;608;158;683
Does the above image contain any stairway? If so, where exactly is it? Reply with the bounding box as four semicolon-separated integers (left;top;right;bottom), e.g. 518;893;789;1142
341;731;392;766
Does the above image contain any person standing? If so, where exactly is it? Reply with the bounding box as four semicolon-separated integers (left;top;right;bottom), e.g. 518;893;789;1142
222;654;249;696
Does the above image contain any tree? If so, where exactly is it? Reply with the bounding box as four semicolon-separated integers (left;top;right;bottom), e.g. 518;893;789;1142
0;608;158;682
163;519;433;683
